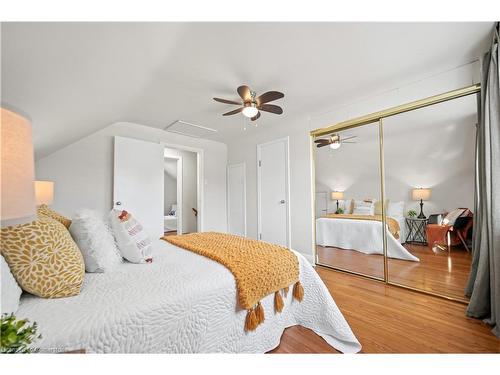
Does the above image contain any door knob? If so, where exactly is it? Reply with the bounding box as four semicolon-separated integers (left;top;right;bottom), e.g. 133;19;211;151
279;200;285;204
116;201;122;206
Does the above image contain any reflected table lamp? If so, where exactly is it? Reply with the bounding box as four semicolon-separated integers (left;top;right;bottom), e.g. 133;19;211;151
1;108;36;227
35;180;54;206
331;191;344;214
412;188;431;219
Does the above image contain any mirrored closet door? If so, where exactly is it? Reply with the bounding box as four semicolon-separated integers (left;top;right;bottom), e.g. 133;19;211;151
383;93;477;300
311;83;480;302
314;123;385;280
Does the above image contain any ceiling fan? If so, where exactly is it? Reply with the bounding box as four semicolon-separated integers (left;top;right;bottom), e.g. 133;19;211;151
314;134;357;149
213;85;284;121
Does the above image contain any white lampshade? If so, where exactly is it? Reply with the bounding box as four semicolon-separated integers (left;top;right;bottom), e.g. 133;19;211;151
331;191;344;200
412;188;431;201
1;108;36;227
35;181;54;205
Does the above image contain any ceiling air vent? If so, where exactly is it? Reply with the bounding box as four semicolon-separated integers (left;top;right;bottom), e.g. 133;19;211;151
164;120;217;138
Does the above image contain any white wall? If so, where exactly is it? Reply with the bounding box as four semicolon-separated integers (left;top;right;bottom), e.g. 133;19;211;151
227;62;480;260
164;147;198;234
35;122;227;232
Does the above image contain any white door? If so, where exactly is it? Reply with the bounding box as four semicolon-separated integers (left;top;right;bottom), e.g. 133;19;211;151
257;137;290;247
315;192;328;217
113;136;164;240
227;163;246;236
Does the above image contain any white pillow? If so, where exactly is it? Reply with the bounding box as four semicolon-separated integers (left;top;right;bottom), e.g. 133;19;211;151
69;209;123;272
109;210;153;264
1;255;22;315
387;201;405;218
352;200;375;215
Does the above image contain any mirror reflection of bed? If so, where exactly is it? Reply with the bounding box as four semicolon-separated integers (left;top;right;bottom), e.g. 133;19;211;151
314;92;476;300
314;123;386;279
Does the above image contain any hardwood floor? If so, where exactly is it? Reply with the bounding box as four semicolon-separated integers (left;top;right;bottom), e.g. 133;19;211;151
317;243;472;299
270;268;500;353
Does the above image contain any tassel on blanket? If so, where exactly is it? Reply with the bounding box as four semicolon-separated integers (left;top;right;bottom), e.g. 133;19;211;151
274;291;284;313
245;307;259;332
283;286;289;297
293;281;304;302
255;302;265;324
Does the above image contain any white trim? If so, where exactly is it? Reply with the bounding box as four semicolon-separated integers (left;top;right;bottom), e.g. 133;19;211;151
256;136;291;248
161;142;204;232
226;162;247;237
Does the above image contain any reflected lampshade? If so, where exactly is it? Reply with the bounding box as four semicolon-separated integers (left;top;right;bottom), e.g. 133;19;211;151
331;191;344;200
1;108;36;227
35;181;54;206
412;188;431;201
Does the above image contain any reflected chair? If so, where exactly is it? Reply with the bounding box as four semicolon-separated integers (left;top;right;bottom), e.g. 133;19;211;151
425;208;473;252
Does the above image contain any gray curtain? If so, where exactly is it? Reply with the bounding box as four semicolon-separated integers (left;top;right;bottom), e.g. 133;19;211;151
465;22;500;338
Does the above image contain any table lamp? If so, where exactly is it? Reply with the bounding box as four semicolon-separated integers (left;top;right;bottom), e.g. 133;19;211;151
1;108;36;227
331;191;344;214
412;188;431;219
35;181;54;206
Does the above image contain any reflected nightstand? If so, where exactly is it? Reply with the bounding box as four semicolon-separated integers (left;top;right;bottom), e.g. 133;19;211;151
405;217;428;245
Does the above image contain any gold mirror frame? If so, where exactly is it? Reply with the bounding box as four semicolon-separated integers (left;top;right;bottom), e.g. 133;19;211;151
310;83;481;304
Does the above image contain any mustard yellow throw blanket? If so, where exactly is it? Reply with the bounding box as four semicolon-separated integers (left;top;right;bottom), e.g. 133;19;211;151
324;214;401;239
163;232;304;332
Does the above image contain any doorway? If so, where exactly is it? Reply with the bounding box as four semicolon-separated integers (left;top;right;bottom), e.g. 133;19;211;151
257;137;290;247
227;163;247;237
164;146;199;236
163;156;182;236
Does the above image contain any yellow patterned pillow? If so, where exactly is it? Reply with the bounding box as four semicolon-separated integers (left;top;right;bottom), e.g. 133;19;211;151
0;217;85;298
37;204;72;228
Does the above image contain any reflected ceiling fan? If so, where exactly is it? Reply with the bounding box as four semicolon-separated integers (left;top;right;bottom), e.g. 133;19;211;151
314;134;357;149
213;85;284;121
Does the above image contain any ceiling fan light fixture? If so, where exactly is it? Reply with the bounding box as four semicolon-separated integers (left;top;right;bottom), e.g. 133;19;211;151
242;103;259;118
329;142;341;150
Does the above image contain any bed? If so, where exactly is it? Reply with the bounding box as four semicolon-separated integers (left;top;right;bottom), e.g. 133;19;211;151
316;216;419;261
164;214;177;231
15;239;361;353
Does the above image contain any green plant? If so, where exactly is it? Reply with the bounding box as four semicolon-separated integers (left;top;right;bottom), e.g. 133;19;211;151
336;208;345;214
1;314;41;353
408;209;417;218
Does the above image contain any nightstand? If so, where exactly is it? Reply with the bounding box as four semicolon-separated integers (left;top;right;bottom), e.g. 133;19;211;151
405;217;428;245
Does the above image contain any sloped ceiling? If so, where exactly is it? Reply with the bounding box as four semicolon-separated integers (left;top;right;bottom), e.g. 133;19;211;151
0;22;493;159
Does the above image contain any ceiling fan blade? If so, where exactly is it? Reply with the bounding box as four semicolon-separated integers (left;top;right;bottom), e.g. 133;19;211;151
250;111;261;121
341;135;357;141
237;85;251;101
222;107;244;116
213;97;241;105
256;91;284;105
314;139;330;144
316;143;330;148
258;104;283;115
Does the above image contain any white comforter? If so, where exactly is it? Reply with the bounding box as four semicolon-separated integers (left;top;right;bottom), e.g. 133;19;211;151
316;217;419;262
16;240;361;353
